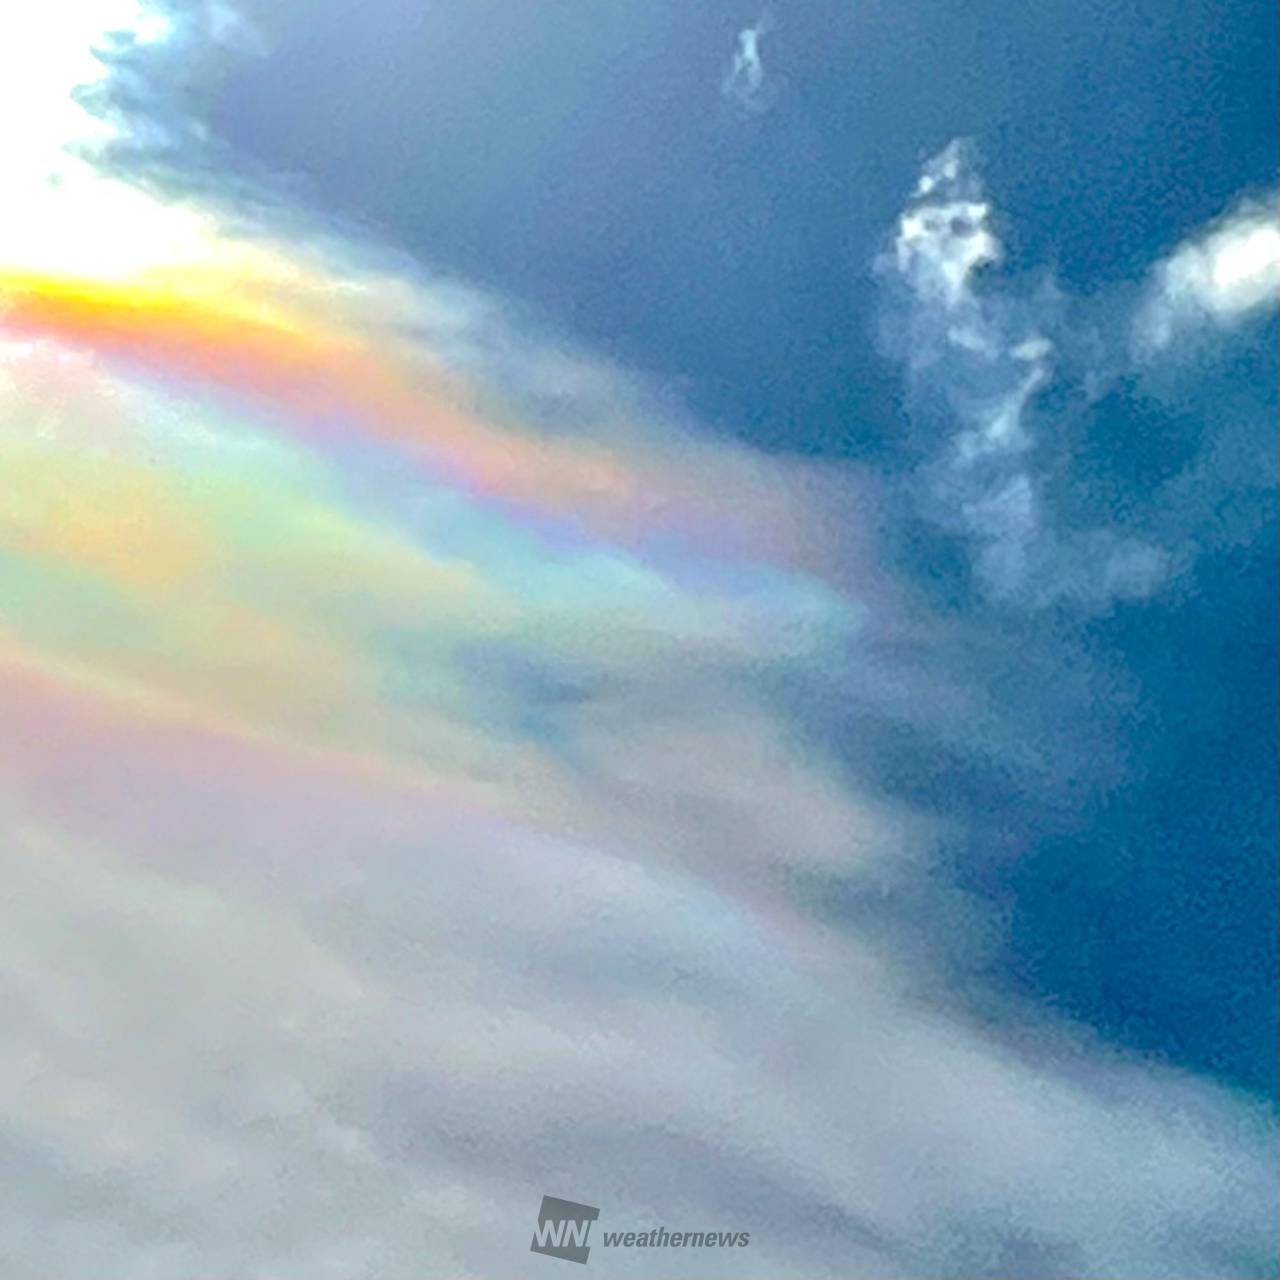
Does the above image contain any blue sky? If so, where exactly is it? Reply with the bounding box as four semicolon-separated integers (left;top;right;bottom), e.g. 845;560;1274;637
0;2;1276;1276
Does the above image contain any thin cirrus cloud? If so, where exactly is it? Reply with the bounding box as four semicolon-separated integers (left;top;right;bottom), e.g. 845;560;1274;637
0;5;1276;1280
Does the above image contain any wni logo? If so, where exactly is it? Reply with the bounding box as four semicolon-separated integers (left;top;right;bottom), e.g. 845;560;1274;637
530;1195;600;1264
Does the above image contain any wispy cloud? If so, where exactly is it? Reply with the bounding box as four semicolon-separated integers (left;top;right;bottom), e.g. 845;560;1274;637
879;140;1174;608
722;7;778;115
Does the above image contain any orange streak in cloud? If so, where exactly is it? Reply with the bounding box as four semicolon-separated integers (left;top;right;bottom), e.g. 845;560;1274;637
0;271;640;528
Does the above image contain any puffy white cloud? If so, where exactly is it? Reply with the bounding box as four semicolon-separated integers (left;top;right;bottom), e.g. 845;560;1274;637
1137;195;1280;353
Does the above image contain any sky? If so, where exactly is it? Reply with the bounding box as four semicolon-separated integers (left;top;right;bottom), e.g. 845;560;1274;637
0;2;1275;1277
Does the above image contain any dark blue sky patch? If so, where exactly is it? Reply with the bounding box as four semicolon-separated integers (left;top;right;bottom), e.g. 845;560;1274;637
994;540;1278;1098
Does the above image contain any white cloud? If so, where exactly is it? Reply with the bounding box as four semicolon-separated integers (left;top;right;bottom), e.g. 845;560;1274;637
0;0;241;283
0;1;159;169
722;9;778;115
1;744;1275;1279
1137;195;1280;353
881;140;1178;609
894;143;1003;311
